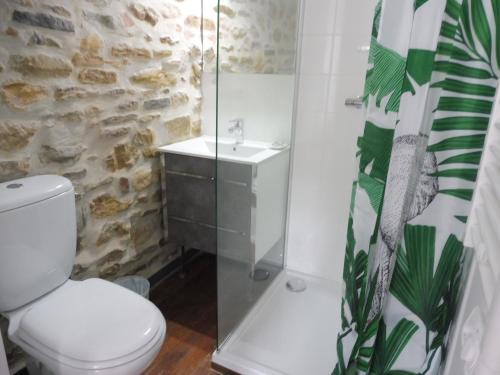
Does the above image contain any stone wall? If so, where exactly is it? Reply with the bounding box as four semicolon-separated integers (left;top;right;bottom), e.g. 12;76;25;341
0;0;204;369
204;0;299;74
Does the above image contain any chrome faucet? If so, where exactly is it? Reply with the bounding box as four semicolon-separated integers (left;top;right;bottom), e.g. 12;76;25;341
228;119;244;145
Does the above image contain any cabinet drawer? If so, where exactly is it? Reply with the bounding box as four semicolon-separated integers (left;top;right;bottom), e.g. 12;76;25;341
218;180;251;232
165;153;215;178
165;172;216;225
168;217;216;254
218;160;252;183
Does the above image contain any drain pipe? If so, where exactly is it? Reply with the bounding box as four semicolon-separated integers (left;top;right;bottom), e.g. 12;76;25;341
0;333;8;375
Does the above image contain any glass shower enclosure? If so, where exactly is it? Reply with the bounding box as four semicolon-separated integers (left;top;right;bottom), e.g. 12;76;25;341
213;0;301;347
206;0;376;372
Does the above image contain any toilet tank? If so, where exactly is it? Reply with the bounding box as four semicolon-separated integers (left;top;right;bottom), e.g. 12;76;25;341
0;175;76;312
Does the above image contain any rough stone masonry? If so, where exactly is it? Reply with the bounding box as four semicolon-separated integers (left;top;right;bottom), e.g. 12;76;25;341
0;0;207;368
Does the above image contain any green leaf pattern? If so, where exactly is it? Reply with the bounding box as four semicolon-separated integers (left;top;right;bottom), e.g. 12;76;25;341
334;0;498;374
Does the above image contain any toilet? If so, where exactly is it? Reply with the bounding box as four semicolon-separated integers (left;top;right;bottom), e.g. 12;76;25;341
0;175;167;375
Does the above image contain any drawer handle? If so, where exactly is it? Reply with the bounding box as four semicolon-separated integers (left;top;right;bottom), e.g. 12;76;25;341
223;179;248;187
170;216;247;235
166;169;214;181
166;171;247;185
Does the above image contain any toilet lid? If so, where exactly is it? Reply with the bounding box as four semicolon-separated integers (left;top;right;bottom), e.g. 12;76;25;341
17;278;163;364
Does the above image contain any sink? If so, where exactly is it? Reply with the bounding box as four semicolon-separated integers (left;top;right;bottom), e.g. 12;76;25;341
203;139;266;158
158;136;287;165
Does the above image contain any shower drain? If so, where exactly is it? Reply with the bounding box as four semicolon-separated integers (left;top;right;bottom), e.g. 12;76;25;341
286;277;307;292
249;268;271;281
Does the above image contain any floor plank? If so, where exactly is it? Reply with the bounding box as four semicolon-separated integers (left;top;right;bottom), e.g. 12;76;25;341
144;254;221;375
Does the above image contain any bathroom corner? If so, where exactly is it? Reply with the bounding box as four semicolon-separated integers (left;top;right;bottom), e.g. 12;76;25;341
1;1;495;374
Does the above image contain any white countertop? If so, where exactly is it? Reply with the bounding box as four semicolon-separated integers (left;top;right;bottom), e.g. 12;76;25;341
157;136;288;165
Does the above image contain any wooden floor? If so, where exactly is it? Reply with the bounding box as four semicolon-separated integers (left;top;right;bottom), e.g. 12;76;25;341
144;253;222;375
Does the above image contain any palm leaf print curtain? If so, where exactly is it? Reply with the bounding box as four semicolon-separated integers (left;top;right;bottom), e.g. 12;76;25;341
334;0;499;373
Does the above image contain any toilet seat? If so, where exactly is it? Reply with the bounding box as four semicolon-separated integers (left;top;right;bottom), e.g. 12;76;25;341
7;278;166;375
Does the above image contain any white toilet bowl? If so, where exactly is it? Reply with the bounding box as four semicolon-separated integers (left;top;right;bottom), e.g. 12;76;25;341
5;279;166;375
0;176;167;374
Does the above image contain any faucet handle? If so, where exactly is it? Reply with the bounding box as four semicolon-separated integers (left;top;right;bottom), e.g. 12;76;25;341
229;118;243;129
228;119;244;144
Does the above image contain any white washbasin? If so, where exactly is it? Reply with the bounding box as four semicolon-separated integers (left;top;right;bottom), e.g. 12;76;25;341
157;136;287;164
204;139;267;158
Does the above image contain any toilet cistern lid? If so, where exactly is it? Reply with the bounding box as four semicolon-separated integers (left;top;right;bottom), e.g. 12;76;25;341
0;175;72;213
17;279;163;363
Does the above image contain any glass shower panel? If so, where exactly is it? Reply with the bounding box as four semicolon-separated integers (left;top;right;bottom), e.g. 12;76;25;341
215;0;301;347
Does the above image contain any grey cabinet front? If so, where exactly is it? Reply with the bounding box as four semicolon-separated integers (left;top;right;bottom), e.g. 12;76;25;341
166;173;216;225
164;153;253;256
164;153;216;253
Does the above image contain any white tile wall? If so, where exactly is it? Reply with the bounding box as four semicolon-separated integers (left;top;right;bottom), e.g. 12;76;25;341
302;0;337;35
287;0;376;283
202;73;296;143
297;75;330;113
300;35;335;75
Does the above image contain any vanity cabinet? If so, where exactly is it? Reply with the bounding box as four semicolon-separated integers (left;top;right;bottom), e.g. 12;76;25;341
160;144;289;265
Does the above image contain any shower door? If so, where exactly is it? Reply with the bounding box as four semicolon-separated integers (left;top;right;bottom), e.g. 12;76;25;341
213;0;301;347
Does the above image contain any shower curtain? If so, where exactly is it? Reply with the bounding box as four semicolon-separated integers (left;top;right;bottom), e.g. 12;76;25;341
334;0;499;374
